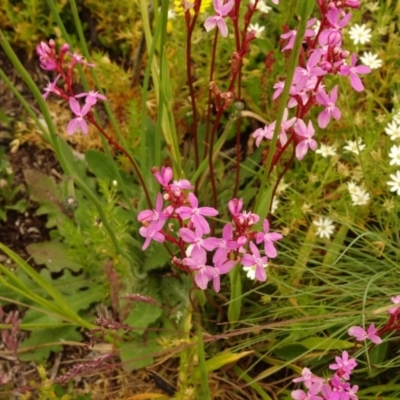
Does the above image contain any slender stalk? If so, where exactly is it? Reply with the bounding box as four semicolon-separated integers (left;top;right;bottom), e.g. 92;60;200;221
254;6;310;222
203;29;219;162
0;30;144;279
185;4;202;176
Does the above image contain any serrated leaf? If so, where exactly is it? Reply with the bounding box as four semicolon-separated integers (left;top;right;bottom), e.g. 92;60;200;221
300;337;353;351
85;149;117;181
119;333;161;371
26;241;83;272
143;243;171;271
19;326;82;362
124;301;162;334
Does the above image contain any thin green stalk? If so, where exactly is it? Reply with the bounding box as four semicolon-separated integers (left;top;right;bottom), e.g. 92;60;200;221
194;312;211;400
0;30;142;279
66;0;150;210
139;0;182;177
0;68;50;142
254;0;315;222
227;263;242;324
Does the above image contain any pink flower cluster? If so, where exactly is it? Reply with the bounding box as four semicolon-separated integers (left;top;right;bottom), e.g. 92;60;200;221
36;40;107;135
252;0;370;162
291;352;359;400
137;167;282;291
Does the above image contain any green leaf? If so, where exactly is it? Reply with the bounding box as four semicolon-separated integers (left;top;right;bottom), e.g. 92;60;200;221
143;243;170;271
26;241;83;272
85;149;117;181
192;351;253;381
300;337;354;351
124;301;162;335
119;333;161;371
19;326;82;362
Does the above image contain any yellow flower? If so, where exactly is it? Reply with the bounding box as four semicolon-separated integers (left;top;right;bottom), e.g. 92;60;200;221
174;0;212;16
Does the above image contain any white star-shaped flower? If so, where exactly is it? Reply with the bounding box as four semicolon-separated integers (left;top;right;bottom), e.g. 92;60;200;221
348;24;372;45
248;23;265;37
343;138;366;155
360;52;382;70
385;121;400;140
387;171;400;195
316;143;337;158
313;217;335;239
389;145;400;166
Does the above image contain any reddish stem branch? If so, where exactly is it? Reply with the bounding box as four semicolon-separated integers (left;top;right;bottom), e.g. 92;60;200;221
88;116;153;208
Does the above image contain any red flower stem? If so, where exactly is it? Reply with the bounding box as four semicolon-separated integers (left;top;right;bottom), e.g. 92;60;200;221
185;6;201;183
88;116;153;208
203;29;219;161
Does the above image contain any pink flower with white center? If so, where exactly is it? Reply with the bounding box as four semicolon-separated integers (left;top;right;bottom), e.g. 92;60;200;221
42;74;61;100
212;258;236;292
139;220;165;250
293;50;326;92
175;192;218;234
316;86;341;128
170;179;194;192
276;108;297;146
281;18;316;51
153;166;173;187
179;227;216;256
389;295;400;315
348;323;382;344
293;368;325;390
339;53;371;92
206;223;238;264
294;119;317;161
291;382;323;400
252;122;276;147
329;351;357;380
183;248;218;290
68;52;95;68
237;210;260;226
318;8;352;46
75;90;107;107
256;219;283;258
241;241;268;282
137;193;166;225
204;0;234;38
66;97;92;135
228;198;243;216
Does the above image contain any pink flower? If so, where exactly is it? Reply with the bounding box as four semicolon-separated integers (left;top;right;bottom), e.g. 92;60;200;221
204;0;234;38
329;351;357;380
75;90;107;107
293;368;325;390
256;219;282;258
153;167;173;187
318;8;352;46
316;86;341;128
206;223;238;264
252;122;276;147
389;295;400;315
179;227;216;256
348;324;382;344
42;74;61;100
183;248;218;290
339;53;371;92
139;220;165;250
291;382;323;400
212;258;236;292
66;97;92;135
293;50;326;92
175;193;218;234
294;119;317;161
241;241;268;282
137;193;166;224
36;41;57;71
281;18;316;51
228;198;243;216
